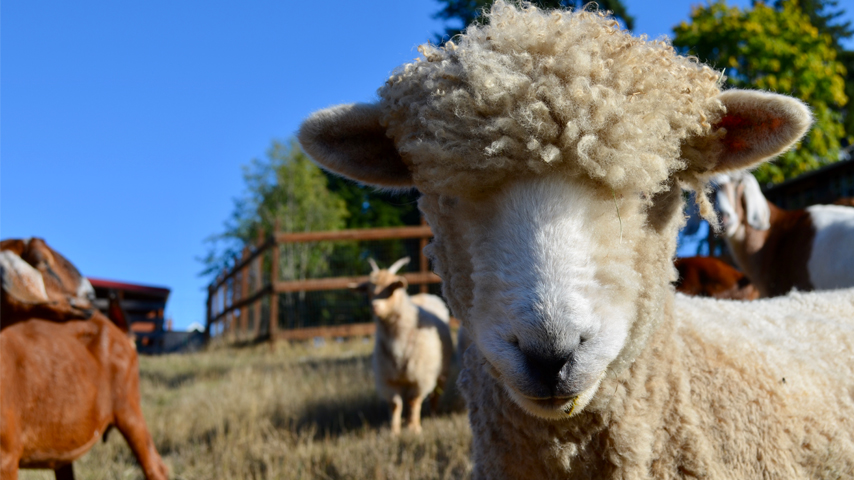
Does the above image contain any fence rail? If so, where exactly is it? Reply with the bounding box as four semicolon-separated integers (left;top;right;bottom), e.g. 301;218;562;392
205;223;438;345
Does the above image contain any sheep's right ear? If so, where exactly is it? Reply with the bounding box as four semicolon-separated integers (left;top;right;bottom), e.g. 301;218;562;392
298;103;413;188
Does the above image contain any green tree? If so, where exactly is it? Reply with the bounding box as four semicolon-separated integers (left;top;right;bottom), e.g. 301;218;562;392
433;0;635;42
324;174;421;229
777;0;853;145
778;0;852;48
673;0;849;184
200;139;349;280
199;140;423;330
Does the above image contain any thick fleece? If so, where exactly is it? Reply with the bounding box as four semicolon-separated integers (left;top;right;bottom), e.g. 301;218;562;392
379;2;726;208
297;2;841;477
460;290;854;479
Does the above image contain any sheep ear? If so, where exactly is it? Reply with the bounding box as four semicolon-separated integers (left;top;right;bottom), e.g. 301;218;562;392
298;103;413;188
701;90;813;173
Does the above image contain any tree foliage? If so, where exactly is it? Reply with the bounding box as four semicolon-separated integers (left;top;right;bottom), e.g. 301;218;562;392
433;0;635;42
199;140;424;328
777;0;853;146
673;0;849;184
199;139;349;280
325;174;421;230
778;0;852;48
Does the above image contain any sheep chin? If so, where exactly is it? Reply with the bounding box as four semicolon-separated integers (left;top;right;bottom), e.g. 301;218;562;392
502;371;606;421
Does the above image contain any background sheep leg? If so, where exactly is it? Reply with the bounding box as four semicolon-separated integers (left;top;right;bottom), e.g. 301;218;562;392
407;395;424;434
389;394;403;435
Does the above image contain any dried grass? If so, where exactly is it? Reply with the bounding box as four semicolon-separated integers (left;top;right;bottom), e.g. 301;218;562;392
20;338;472;479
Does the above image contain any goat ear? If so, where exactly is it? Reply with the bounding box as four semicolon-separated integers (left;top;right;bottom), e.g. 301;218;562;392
349;281;369;292
740;174;771;230
697;90;812;173
0;250;50;303
391;279;408;291
298;103;413;188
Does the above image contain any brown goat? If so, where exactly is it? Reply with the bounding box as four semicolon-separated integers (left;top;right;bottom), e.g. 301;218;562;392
0;313;168;480
1;238;96;329
673;256;759;300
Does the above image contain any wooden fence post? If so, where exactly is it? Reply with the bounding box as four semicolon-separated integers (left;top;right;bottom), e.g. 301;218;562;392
204;284;213;343
419;217;429;294
252;228;265;343
221;268;232;340
269;221;280;346
230;257;239;341
240;247;250;341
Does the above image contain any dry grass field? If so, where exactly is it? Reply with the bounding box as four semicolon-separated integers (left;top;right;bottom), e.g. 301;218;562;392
20;337;473;480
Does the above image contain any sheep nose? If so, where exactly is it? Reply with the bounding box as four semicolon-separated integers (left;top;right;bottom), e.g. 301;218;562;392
521;348;574;396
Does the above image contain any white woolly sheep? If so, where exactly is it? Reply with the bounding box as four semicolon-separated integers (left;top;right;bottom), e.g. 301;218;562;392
713;170;854;297
301;2;854;477
352;257;453;435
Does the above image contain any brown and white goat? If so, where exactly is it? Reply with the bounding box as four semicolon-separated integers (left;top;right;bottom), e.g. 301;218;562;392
352;257;453;434
713;172;854;297
673;256;759;300
0;238;96;329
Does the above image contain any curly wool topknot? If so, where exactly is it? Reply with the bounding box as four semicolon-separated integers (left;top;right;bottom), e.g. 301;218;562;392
378;1;725;199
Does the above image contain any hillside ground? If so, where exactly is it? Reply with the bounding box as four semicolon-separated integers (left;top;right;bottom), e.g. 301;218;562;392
20;336;472;480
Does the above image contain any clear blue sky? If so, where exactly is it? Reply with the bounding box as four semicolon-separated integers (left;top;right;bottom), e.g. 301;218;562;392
3;0;851;330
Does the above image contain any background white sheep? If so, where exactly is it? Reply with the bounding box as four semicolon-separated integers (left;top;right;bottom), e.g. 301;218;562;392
352;257;453;435
300;2;854;477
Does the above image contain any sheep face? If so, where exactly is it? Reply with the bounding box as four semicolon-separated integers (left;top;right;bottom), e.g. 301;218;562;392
455;175;643;418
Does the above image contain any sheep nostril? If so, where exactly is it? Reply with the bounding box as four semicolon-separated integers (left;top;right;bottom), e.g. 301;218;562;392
521;348;573;395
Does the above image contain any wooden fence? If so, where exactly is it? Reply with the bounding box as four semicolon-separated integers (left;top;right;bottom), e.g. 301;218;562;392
204;223;440;344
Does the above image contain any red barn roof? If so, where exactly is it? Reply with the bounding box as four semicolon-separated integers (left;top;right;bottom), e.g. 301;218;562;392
87;278;170;299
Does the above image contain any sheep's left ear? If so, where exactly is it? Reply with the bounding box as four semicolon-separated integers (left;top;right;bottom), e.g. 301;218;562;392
298;103;413;188
696;90;813;173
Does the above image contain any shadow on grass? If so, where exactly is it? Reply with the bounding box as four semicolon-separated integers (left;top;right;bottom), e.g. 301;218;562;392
290;362;467;440
290;393;390;438
138;365;233;389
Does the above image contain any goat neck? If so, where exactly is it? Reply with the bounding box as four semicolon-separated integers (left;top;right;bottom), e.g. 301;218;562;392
726;201;814;298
